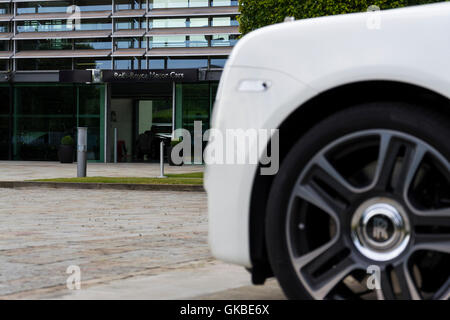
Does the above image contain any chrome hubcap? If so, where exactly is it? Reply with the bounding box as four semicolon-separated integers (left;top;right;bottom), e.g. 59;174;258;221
351;198;411;261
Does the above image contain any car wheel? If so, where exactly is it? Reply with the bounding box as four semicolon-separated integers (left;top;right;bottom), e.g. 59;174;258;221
266;102;450;300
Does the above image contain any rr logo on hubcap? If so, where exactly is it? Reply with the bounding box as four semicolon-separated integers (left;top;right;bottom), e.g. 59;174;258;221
351;198;411;261
366;215;395;242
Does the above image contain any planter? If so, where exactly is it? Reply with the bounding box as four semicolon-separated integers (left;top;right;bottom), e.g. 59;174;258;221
168;146;183;166
58;145;74;163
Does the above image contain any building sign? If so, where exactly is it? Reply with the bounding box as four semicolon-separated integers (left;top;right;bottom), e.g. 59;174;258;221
102;69;198;83
59;69;198;83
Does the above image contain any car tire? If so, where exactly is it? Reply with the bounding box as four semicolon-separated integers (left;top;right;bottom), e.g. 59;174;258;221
266;102;450;300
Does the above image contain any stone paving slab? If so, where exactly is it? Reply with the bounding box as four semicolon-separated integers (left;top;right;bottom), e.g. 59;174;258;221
0;161;204;182
0;187;210;298
50;263;285;300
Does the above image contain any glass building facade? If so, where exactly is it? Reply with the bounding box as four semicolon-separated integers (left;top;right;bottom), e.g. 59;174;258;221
0;0;239;162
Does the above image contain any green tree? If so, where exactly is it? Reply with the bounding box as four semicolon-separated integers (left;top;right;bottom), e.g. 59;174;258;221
238;0;447;35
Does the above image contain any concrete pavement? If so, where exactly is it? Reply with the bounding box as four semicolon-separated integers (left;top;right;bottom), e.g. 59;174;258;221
0;187;283;300
0;161;204;181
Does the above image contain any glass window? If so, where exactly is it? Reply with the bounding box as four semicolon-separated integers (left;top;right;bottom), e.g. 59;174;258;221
188;35;208;47
152;99;172;124
167;57;207;69
17;20;67;33
176;83;210;136
75;58;112;70
17;1;71;14
0;60;8;71
211;34;238;46
212;16;239;27
75;39;112;50
0;41;8;51
17;19;111;32
78;85;104;161
150;35;186;48
17;59;72;71
0;4;9;15
174;82;219;157
77;0;112;12
17;39;72;51
190;0;209;7
12;84;75;161
190;18;209;27
0;22;9;33
210;57;227;68
114;37;145;49
77;19;111;31
115;18;143;30
115;0;146;10
0;85;9;114
212;0;238;6
114;57;140;70
151;0;208;9
11;84;104;161
151;18;187;29
150;17;210;28
148;58;165;69
0;85;10;160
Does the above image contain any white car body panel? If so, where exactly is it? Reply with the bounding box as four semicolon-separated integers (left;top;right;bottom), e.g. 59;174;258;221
205;3;450;267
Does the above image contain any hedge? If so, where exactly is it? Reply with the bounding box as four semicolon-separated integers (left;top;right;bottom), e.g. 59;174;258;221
238;0;447;35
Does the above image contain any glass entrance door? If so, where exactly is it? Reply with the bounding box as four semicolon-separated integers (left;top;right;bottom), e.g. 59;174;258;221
135;98;172;162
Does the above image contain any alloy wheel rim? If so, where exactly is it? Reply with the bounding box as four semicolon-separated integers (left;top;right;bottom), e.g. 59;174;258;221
285;129;450;300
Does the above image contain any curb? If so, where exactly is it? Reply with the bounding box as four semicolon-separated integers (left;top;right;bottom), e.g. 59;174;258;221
0;181;205;192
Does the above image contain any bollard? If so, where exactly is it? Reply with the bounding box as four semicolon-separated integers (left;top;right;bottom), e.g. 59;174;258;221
159;140;167;178
114;128;118;163
77;127;88;178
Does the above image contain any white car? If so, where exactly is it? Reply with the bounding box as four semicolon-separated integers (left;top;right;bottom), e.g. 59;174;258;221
205;3;450;300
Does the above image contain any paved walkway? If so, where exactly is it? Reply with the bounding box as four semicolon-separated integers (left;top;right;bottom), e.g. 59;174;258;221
0;187;283;299
0;161;204;181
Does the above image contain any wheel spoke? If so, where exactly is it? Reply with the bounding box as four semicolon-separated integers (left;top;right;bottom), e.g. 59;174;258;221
374;132;398;191
393;262;422;300
412;209;450;253
292;237;340;270
309;256;356;300
413;207;450;222
296;155;360;220
294;184;340;222
301;238;347;274
432;278;450;300
413;234;450;253
398;144;427;195
293;238;358;300
379;264;421;300
374;133;426;195
314;155;360;201
379;268;396;300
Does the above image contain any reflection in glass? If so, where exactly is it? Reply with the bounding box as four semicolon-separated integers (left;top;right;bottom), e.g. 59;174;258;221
167;57;207;69
11;84;104;161
16;58;72;70
75;58;112;70
0;85;10;160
